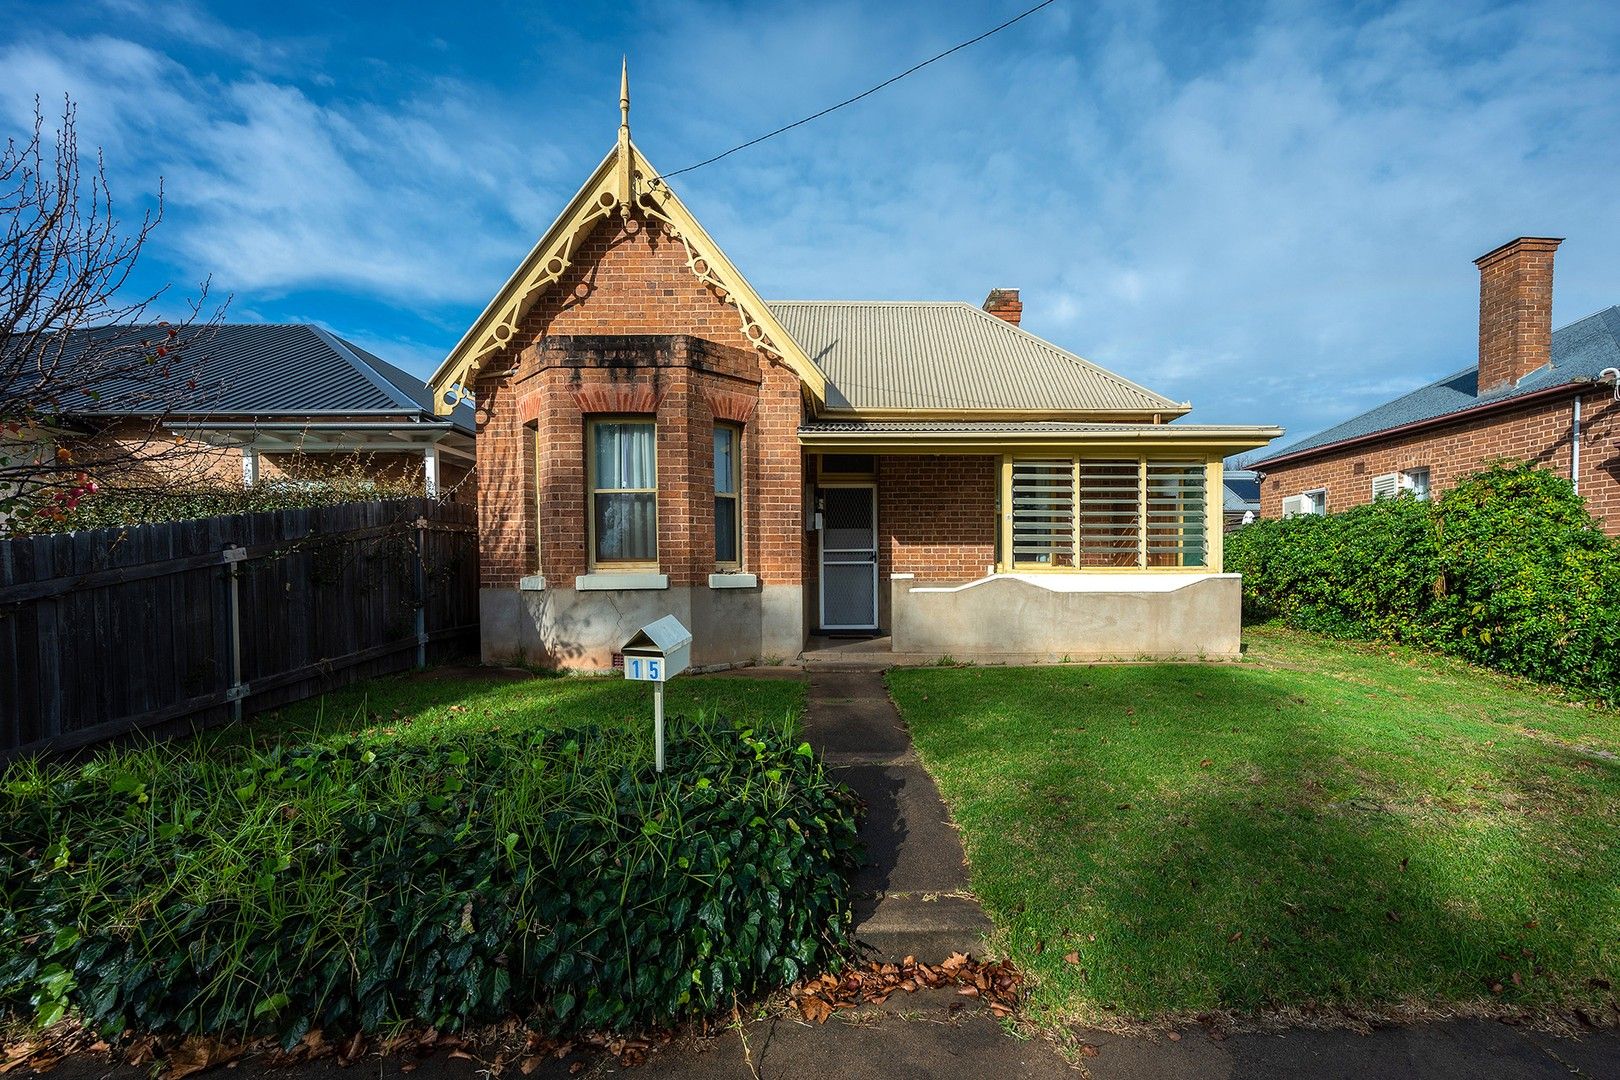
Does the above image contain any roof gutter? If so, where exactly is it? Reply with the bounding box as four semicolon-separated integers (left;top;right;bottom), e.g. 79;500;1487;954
1250;381;1587;472
164;421;462;432
799;425;1282;453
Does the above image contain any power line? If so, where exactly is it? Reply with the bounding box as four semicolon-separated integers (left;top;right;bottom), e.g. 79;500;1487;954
658;0;1061;181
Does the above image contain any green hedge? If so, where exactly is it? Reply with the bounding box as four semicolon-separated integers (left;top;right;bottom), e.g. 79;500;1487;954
1227;463;1620;702
0;718;861;1043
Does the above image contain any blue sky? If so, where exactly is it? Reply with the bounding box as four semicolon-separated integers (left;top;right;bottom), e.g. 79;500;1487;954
3;0;1618;446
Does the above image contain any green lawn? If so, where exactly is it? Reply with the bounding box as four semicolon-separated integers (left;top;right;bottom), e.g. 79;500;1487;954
888;625;1620;1024
244;669;806;748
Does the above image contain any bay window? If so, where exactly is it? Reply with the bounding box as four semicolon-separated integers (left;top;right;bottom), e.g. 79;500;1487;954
589;419;657;566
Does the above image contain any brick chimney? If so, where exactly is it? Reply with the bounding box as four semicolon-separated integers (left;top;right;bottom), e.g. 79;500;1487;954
982;288;1022;326
1475;236;1561;394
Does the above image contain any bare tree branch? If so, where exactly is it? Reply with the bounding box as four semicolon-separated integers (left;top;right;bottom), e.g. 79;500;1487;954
0;95;228;527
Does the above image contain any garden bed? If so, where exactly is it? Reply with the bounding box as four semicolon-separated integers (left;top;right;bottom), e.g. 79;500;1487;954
1;673;860;1049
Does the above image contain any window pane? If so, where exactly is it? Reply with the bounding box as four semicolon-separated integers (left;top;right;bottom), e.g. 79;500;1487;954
715;497;738;563
713;427;736;494
1079;459;1142;567
1012;459;1075;567
1146;462;1207;567
595;492;657;562
594;422;654;489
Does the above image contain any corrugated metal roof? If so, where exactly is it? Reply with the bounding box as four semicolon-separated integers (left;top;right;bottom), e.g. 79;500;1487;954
767;301;1184;414
1252;306;1620;467
11;324;474;433
800;420;1273;436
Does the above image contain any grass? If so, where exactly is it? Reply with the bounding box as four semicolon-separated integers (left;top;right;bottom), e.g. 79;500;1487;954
243;668;806;748
887;624;1620;1025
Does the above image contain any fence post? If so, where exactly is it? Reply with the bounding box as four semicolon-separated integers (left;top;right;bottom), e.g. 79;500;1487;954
415;516;429;670
224;545;248;721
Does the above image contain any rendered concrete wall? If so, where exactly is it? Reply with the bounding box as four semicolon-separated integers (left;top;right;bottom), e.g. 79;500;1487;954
480;583;796;671
891;574;1243;660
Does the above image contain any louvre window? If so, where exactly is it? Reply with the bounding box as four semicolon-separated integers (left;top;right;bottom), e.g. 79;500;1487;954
1006;457;1211;569
1078;460;1142;567
1011;459;1076;567
1145;461;1208;567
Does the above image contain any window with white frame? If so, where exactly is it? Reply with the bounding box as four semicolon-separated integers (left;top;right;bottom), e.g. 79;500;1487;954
589;418;657;566
713;424;741;567
1372;469;1430;501
1282;489;1327;517
1008;457;1210;569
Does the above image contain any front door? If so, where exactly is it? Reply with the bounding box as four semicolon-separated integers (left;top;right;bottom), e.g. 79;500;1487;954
819;485;879;631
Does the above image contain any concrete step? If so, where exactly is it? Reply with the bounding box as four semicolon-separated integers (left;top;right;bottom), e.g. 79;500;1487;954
852;894;995;964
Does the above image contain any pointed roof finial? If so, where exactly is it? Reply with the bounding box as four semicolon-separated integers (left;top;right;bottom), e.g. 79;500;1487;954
619;56;630;135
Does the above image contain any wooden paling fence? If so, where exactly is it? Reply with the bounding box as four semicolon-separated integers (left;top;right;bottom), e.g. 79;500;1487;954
0;498;478;757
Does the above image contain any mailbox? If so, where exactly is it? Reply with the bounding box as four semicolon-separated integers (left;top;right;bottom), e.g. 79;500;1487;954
620;615;692;772
620;615;691;682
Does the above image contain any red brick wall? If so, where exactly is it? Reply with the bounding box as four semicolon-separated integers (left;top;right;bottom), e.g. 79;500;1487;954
1476;238;1559;394
877;455;999;579
473;215;805;589
1258;391;1620;536
1576;391;1620;531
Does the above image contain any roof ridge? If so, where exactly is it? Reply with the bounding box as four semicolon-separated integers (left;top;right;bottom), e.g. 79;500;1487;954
766;299;968;307
306;324;422;414
954;302;1186;412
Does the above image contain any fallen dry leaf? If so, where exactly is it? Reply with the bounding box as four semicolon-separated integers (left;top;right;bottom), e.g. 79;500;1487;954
1064;952;1081;965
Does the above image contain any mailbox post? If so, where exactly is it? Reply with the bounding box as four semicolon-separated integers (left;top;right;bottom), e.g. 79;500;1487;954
620;615;692;773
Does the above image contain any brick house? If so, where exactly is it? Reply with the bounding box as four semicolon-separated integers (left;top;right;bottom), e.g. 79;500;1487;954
22;323;475;496
1251;238;1620;532
427;78;1279;669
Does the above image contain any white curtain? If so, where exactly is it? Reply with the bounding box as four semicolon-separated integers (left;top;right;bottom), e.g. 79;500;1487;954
593;422;657;562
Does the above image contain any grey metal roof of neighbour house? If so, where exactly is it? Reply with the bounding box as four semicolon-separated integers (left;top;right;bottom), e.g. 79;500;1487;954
1252;306;1620;468
14;323;474;434
1223;470;1261;513
768;301;1187;414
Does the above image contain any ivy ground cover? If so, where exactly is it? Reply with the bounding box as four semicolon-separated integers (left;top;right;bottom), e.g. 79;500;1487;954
889;626;1620;1025
1;672;863;1044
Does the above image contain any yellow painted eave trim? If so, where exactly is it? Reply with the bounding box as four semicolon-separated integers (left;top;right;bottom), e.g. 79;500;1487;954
429;140;827;414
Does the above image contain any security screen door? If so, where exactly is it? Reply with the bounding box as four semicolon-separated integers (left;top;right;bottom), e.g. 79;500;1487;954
819;485;878;630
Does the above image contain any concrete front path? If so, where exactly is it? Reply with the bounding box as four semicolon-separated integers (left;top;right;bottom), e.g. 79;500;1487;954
801;668;995;962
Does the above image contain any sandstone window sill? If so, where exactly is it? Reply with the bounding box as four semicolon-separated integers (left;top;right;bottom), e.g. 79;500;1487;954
708;572;758;589
519;575;546;592
577;572;669;591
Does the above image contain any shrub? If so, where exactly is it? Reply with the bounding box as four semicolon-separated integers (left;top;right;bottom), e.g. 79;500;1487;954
0;717;861;1044
1227;494;1438;638
1227;462;1620;702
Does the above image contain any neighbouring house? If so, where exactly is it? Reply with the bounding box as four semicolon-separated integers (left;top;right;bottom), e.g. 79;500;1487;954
1222;468;1261;532
11;323;476;497
1251;238;1620;532
426;75;1280;670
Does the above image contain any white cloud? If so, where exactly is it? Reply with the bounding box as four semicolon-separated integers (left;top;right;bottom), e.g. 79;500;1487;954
0;31;568;306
